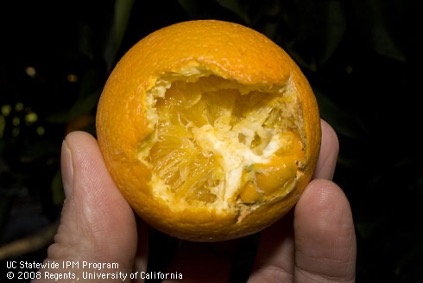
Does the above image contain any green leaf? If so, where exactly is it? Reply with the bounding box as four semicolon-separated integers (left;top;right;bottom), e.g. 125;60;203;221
46;92;99;124
0;192;14;238
177;0;201;18
314;88;365;140
352;0;406;62
317;1;347;65
280;0;347;70
78;24;95;61
103;0;135;71
19;140;59;163
369;19;406;62
46;67;103;123
215;0;251;24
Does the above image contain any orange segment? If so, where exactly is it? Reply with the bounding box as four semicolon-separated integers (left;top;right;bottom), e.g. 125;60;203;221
96;20;321;241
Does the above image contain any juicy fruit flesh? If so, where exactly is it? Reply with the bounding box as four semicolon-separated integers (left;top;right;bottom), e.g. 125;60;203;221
139;74;305;210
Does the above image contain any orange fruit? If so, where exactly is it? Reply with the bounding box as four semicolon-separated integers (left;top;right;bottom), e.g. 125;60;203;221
96;20;321;241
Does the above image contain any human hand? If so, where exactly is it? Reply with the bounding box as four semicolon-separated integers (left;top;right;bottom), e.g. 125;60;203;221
33;120;356;283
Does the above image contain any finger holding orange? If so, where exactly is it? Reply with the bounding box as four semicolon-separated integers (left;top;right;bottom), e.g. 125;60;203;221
96;20;321;241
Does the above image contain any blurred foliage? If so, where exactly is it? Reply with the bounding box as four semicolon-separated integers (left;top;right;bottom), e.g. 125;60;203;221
0;0;422;282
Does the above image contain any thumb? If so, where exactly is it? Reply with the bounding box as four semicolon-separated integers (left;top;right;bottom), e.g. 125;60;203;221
33;131;137;282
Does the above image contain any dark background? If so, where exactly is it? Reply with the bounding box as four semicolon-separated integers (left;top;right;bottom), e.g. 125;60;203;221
1;0;422;282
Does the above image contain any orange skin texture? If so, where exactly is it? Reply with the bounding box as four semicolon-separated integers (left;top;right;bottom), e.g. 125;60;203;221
96;20;321;241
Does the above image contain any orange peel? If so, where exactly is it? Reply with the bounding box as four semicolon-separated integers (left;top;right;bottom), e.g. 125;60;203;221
96;20;321;241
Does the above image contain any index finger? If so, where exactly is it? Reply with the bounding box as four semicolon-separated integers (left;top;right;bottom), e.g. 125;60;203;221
314;119;339;180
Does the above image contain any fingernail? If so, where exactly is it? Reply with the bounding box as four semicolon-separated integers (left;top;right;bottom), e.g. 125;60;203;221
61;139;74;197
